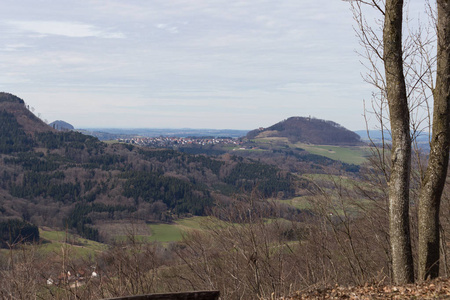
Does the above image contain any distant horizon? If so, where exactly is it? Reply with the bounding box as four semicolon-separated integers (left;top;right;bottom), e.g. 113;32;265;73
58;112;369;132
74;116;368;132
78;127;251;132
78;125;370;132
80;126;370;131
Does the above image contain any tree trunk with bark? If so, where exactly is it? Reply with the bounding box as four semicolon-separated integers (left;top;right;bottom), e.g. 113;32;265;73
383;0;415;284
418;0;450;281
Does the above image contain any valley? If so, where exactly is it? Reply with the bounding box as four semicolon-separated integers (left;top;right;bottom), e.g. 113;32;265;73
0;92;392;299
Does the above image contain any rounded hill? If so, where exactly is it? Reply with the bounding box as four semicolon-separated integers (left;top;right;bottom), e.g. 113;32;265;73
247;116;363;145
49;120;74;131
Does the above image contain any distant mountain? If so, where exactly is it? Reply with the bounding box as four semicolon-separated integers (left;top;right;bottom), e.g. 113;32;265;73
354;130;430;142
247;116;363;146
355;129;431;151
49;120;74;131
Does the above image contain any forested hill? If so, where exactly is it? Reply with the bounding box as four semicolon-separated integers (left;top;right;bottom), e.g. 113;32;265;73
0;93;298;243
247;116;363;145
0;92;54;134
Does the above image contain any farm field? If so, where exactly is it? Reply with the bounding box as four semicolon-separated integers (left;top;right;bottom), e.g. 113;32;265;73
276;196;312;210
1;217;213;261
107;216;211;243
294;143;370;165
247;137;370;165
147;216;213;242
38;228;108;259
1;217;213;262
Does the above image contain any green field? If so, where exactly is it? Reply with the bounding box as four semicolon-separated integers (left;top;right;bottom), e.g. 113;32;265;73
27;217;212;259
146;223;183;242
249;137;370;165
275;196;312;210
294;143;370;165
252;137;288;142
110;216;211;243
0;218;213;270
37;229;108;259
147;216;212;242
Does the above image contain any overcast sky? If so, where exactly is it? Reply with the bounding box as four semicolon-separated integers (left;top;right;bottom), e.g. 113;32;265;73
0;1;422;130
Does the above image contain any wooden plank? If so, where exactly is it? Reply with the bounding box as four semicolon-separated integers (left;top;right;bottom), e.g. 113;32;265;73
103;290;220;300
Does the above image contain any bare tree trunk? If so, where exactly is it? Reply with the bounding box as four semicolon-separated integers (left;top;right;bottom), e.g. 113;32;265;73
418;0;450;281
383;0;415;284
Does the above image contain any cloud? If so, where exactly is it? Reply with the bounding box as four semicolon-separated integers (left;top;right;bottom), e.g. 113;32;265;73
156;23;179;34
2;43;32;51
6;20;125;39
0;0;377;130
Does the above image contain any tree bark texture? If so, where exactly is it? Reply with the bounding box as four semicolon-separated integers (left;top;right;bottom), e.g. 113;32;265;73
418;0;450;281
383;0;415;284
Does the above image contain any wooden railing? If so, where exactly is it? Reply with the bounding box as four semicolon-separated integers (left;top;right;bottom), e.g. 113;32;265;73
103;290;220;300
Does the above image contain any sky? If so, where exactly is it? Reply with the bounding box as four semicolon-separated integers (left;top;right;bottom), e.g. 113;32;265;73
0;1;421;130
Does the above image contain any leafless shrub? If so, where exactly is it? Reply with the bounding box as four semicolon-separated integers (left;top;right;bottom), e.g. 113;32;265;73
158;197;306;299
0;244;43;299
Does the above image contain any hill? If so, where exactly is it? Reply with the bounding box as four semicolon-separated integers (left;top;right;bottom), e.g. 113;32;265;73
49;120;74;131
247;116;363;145
0;92;54;135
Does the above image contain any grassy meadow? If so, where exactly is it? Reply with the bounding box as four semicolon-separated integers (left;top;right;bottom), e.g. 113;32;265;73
295;143;370;165
247;136;370;165
98;216;211;244
38;228;108;259
0;217;214;261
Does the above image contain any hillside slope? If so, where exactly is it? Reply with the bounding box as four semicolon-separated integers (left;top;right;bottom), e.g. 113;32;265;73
0;92;54;134
247;116;363;145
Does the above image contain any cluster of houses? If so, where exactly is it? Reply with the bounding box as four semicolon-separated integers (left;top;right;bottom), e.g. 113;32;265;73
117;136;242;147
46;268;99;288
